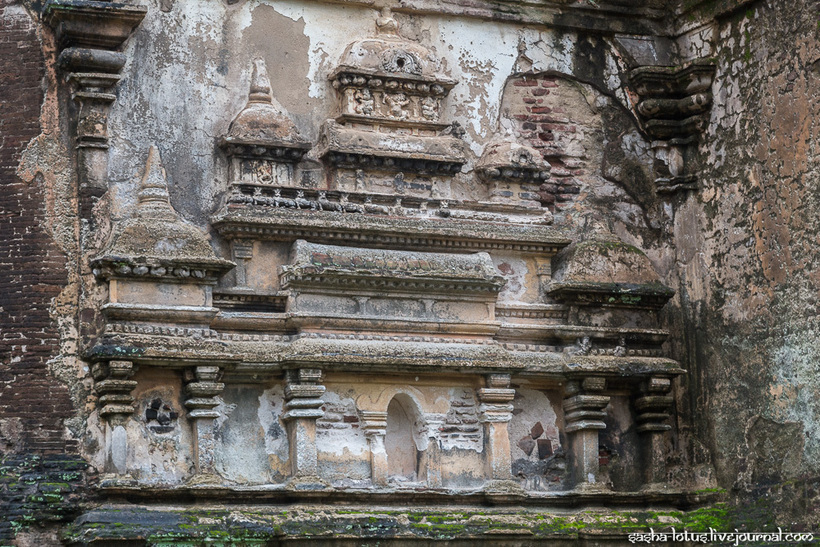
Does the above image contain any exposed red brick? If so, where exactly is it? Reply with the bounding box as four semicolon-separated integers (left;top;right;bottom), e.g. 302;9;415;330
0;5;73;455
513;78;538;86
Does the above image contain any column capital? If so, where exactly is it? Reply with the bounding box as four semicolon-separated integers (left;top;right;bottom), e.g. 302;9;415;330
93;360;137;421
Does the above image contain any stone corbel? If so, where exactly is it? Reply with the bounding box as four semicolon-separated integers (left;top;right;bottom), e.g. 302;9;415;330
43;0;147;219
563;376;610;490
634;376;674;488
282;368;326;489
184;365;225;485
92;359;138;477
629;59;716;197
477;374;521;492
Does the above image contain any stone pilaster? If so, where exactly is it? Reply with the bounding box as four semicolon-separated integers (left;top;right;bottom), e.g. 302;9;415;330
283;368;325;488
92;360;137;476
361;410;388;487
563;377;610;490
422;414;444;488
44;0;147;220
231;240;254;289
184;366;225;485
477;373;519;491
635;376;674;488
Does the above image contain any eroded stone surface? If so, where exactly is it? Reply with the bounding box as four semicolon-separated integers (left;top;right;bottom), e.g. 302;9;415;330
3;0;820;543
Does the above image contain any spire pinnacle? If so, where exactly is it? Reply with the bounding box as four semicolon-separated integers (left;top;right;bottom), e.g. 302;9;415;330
137;146;175;219
248;58;272;103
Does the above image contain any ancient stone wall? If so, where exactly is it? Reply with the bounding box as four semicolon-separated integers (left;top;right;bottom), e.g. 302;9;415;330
1;0;820;544
0;4;89;543
670;0;820;524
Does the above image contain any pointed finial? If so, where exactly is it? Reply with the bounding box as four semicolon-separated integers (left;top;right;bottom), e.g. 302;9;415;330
137;146;175;219
376;7;398;35
248;59;272;103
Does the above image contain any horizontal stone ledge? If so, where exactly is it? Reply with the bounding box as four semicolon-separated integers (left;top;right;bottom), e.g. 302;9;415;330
212;207;570;255
86;337;682;378
85;484;721;510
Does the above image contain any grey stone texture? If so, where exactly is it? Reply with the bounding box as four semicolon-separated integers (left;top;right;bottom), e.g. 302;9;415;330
1;0;819;543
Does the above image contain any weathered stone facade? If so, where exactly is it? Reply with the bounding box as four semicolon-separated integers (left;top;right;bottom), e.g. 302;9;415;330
1;0;819;544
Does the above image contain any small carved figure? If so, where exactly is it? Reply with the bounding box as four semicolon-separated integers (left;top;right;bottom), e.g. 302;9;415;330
364;195;389;215
353;88;375;116
573;336;592;356
421;96;439;121
294;190;313;210
318;191;342;212
613;337;627;357
385;92;410;120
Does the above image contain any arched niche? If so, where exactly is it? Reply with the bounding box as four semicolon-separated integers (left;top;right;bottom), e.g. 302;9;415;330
385;393;426;483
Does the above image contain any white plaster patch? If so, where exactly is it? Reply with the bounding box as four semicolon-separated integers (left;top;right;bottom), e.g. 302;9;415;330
260;0;373;98
509;388;560;461
436;19;519;151
259;384;288;463
316;390;367;456
492;254;529;303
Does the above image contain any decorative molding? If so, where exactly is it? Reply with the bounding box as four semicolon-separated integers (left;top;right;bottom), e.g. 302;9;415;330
224;186;552;225
212;208;570;255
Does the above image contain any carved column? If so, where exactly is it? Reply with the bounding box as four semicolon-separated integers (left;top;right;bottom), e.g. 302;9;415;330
477;374;518;490
361;410;388;487
563;377;610;489
44;0;147;220
231;240;254;289
92;360;137;477
422;414;444;488
635;376;674;488
283;368;325;488
184;365;225;485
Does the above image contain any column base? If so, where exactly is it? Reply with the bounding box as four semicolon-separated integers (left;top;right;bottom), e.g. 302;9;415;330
286;475;329;491
570;481;611;493
186;473;224;487
484;479;526;495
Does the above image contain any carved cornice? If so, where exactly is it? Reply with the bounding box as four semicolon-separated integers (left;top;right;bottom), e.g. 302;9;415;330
43;0;147;50
317;120;466;174
212;207;569;255
281;240;505;295
548;282;675;309
91;257;232;283
224;187;551;225
629;59;717;195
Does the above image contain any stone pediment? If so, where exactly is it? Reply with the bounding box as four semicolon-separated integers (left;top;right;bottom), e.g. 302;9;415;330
220;59;310;159
281;240;504;295
319;8;465;179
548;224;673;309
92;146;234;282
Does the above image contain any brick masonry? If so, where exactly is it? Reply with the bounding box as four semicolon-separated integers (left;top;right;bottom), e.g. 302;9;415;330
0;4;73;455
510;75;584;210
0;6;82;542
